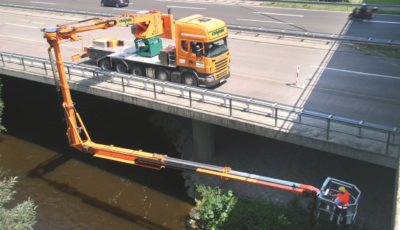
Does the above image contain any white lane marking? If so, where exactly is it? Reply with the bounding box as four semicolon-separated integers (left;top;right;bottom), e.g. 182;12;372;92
29;1;56;5
166;5;206;10
237;18;293;25
253;12;304;17
31;21;45;25
4;23;40;29
312;65;400;80
0;35;41;43
362;20;400;24
112;8;142;12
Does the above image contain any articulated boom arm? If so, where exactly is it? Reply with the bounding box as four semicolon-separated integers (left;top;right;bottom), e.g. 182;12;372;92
42;13;320;206
44;10;173;43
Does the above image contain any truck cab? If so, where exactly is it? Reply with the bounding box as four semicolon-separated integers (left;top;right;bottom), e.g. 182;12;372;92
175;15;230;87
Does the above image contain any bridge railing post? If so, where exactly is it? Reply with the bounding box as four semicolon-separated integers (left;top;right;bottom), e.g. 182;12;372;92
358;120;364;137
121;76;125;92
153;83;157;99
189;89;192;108
0;53;4;67
299;109;303;124
326;114;333;141
385;131;392;155
246;98;252;112
67;66;71;80
21;57;26;71
43;62;48;76
229;98;232;117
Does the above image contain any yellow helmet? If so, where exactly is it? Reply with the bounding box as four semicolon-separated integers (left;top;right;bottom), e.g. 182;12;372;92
338;186;346;193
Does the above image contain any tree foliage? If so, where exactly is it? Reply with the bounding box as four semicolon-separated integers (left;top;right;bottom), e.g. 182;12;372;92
0;169;36;230
188;185;237;230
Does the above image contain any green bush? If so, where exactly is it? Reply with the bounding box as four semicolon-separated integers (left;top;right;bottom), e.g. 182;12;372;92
223;198;311;230
0;170;36;230
187;185;237;230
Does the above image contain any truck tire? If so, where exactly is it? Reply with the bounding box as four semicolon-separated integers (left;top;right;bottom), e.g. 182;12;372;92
131;65;143;76
183;72;198;86
99;59;111;71
116;63;128;73
156;68;170;81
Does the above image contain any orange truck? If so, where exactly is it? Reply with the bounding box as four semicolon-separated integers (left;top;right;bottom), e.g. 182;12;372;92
84;10;230;87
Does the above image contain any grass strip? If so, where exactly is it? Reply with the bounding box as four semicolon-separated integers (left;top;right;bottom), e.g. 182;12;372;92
261;1;400;14
356;44;400;59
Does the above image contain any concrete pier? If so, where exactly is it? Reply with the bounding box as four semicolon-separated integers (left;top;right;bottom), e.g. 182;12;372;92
192;120;215;162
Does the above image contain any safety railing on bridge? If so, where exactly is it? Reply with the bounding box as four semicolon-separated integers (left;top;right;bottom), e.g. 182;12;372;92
0;52;399;157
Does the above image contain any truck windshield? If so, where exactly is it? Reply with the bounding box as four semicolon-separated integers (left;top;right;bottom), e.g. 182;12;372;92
204;37;228;58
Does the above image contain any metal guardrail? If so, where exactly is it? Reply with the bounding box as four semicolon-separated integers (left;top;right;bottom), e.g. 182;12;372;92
0;52;399;156
228;24;400;46
1;3;399;46
256;0;400;9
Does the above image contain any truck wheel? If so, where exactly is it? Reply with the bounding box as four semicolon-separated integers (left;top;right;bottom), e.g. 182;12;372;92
156;68;170;81
131;65;143;76
99;59;111;71
116;63;128;73
183;72;198;86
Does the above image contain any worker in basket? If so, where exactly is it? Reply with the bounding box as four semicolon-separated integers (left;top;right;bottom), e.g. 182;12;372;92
333;186;350;225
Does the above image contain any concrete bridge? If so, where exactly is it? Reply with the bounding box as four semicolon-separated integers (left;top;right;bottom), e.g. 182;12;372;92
1;52;398;169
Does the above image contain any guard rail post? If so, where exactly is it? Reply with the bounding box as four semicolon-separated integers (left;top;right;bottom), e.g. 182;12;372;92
229;98;232;117
358;121;363;137
21;57;26;71
189;89;192;108
43;62;48;76
153;83;156;99
299;109;303;124
326;114;333;141
274;105;278;127
0;53;4;66
67;66;71;80
385;131;391;155
121;76;125;92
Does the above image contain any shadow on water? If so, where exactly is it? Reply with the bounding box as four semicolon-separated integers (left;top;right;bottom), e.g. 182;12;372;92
27;154;173;230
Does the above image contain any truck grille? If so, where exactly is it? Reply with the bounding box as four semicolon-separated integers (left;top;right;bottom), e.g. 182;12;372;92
214;58;228;79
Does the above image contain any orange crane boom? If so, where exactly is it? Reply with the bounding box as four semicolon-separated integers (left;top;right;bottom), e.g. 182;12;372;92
43;12;320;197
42;12;360;226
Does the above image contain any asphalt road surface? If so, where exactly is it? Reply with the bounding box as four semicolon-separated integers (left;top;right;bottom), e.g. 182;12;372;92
2;0;400;40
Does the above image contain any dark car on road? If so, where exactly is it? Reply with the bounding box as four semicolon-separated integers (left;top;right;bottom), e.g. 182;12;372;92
101;0;130;7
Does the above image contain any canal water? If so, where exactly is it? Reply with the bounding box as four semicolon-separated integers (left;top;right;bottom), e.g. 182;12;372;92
0;76;192;230
0;76;396;230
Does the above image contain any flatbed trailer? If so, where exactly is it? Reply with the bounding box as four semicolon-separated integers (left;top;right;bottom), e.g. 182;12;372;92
86;39;230;88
